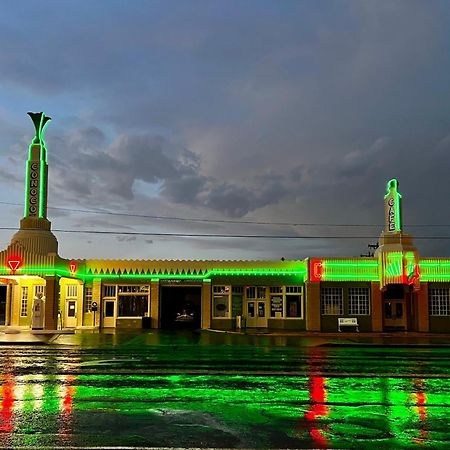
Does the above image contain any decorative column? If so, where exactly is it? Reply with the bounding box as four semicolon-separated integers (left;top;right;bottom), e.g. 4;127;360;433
150;280;160;328
92;279;102;328
416;283;429;332
44;276;59;330
305;281;321;331
201;279;212;329
371;282;383;332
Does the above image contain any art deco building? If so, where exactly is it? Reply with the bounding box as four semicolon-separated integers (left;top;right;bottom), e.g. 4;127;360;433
0;113;449;333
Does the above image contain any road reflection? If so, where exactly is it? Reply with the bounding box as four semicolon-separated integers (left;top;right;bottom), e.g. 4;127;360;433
0;334;449;448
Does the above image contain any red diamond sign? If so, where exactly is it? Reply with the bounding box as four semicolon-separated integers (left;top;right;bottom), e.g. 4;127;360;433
7;256;22;271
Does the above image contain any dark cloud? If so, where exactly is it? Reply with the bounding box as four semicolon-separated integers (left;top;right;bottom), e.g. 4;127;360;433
0;1;450;259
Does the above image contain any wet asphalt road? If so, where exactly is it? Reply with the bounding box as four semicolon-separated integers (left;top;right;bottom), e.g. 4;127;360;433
1;330;450;449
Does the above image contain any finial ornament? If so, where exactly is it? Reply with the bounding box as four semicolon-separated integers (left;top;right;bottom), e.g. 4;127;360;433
27;112;51;145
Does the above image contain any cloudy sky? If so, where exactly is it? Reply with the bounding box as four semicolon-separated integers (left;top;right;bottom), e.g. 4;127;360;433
1;0;450;261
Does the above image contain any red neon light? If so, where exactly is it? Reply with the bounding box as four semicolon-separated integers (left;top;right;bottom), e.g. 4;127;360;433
69;260;77;276
6;255;22;272
310;259;323;282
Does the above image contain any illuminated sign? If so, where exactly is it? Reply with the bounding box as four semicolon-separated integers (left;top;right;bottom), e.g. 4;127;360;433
384;179;402;233
28;162;40;216
310;259;323;282
6;256;23;272
69;261;77;276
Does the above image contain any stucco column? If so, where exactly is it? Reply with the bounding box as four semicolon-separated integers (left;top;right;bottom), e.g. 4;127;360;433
417;283;429;332
44;276;59;330
150;280;160;328
371;282;383;332
201;279;212;330
305;281;321;331
92;279;102;328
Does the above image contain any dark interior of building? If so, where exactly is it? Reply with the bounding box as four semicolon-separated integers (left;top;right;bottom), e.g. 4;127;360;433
160;286;201;329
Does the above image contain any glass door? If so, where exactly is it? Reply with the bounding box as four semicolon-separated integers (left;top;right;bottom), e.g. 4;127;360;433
65;300;77;328
384;300;407;329
103;299;116;327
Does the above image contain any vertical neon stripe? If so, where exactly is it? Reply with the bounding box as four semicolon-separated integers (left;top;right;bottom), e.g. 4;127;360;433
24;160;30;217
39;149;45;218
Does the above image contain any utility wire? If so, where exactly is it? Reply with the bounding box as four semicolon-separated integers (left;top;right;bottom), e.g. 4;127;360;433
0;227;449;240
0;201;449;228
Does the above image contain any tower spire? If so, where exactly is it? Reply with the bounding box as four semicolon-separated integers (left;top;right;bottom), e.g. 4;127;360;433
24;112;51;220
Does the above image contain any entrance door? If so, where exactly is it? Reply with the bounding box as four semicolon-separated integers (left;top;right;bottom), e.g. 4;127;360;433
246;300;268;327
384;300;407;329
65;300;77;328
103;299;116;328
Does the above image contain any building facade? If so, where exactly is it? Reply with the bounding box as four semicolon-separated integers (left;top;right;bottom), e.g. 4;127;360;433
0;113;449;333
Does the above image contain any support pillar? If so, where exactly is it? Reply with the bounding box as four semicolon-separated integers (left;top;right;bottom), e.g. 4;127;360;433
371;282;383;332
44;276;59;330
305;281;321;331
150;280;160;329
201;279;211;330
92;279;102;328
417;283;429;332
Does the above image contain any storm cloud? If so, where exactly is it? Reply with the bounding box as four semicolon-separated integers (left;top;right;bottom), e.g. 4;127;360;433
0;0;450;259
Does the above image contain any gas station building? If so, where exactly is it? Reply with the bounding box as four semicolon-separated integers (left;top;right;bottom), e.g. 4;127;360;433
0;113;449;333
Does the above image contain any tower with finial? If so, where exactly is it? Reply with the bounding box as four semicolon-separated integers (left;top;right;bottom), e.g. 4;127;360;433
9;112;58;255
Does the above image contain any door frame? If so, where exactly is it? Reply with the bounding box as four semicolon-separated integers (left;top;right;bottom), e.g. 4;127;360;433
383;299;407;330
245;299;268;327
103;299;117;328
65;299;78;328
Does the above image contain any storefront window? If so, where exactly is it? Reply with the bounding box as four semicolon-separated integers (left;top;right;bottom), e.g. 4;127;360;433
213;295;229;317
286;295;302;318
118;295;148;317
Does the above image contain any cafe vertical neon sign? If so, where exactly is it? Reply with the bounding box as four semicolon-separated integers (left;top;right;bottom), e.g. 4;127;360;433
384;179;402;233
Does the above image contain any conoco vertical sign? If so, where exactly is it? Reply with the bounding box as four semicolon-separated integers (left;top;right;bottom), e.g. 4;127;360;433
28;161;40;216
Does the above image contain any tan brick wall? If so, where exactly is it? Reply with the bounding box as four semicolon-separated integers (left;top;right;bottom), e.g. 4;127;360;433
92;279;102;327
305;282;321;331
44;276;58;330
150;281;160;328
201;280;211;329
371;282;383;332
417;283;429;332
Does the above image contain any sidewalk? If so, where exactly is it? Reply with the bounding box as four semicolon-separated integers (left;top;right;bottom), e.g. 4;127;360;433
0;327;75;345
208;327;450;347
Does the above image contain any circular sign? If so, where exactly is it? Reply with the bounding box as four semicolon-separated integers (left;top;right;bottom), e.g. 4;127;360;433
92;301;98;308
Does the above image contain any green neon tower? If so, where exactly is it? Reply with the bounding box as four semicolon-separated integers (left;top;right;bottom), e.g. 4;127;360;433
9;112;58;255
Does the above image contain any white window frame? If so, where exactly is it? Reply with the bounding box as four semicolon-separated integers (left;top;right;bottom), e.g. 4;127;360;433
348;287;371;315
285;286;304;319
21;286;29;317
84;286;93;313
246;286;266;300
321;287;344;315
103;285;117;298
429;288;450;316
66;284;78;299
212;285;231;318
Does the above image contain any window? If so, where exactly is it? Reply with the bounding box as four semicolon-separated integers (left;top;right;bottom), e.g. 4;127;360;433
34;285;46;298
270;294;283;317
286;286;303;318
321;287;343;315
213;295;229;317
118;295;148;317
270;286;282;294
21;287;28;317
429;288;450;316
67;285;78;298
118;285;149;294
103;285;117;298
84;286;93;313
232;286;243;294
246;286;266;299
213;286;230;318
348;287;370;315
